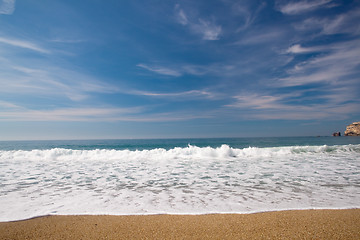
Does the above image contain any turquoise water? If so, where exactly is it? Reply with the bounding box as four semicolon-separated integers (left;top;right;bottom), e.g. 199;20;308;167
1;136;360;151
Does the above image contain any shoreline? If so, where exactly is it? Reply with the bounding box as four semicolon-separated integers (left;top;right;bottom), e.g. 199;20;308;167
2;206;359;223
1;209;359;239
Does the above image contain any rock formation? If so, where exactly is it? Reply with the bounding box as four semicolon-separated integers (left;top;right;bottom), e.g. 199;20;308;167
344;122;360;136
332;132;341;136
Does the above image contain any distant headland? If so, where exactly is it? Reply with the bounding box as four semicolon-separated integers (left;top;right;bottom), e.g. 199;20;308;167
344;122;360;136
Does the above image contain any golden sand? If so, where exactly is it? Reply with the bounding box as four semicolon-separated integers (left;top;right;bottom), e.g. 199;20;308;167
0;209;359;239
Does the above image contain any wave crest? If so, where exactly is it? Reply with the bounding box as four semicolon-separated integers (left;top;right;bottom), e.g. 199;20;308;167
1;144;359;162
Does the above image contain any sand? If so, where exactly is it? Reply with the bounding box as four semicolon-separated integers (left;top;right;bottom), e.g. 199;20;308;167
0;209;359;239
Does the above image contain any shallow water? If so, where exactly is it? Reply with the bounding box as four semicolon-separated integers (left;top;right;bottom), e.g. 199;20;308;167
1;137;359;221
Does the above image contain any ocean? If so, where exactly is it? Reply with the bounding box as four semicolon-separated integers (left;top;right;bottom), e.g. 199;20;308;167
1;137;359;222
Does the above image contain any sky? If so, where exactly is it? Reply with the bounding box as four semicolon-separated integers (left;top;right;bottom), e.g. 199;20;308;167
0;0;359;140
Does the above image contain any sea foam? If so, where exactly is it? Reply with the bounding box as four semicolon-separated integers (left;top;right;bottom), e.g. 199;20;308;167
0;144;359;221
1;144;359;162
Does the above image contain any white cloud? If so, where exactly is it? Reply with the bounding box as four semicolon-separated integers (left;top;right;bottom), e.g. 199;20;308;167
175;4;188;25
0;62;119;102
234;29;284;45
287;44;307;54
0;104;211;122
175;5;221;40
195;19;222;40
225;91;359;120
233;5;252;32
137;64;182;77
12;66;47;75
321;8;360;35
0;0;15;15
286;44;325;54
295;8;360;35
232;2;266;32
277;0;333;15
181;65;208;76
0;100;21;109
281;40;360;86
138;62;246;79
0;37;50;54
226;93;290;110
0;107;143;122
131;89;217;99
50;38;86;44
279;71;340;86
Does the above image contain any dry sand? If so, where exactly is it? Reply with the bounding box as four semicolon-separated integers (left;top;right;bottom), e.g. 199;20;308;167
0;209;359;239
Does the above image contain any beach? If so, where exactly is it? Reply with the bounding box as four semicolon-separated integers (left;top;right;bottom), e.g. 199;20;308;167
1;209;360;239
2;0;360;237
1;138;360;239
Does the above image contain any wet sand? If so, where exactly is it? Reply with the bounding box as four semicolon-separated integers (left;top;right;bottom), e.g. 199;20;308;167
0;209;359;239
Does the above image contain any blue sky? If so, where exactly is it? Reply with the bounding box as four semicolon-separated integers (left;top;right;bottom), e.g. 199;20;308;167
0;0;359;140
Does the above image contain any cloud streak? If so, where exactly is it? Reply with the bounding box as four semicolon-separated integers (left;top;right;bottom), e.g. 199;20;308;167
295;8;360;35
280;40;360;86
226;91;359;120
234;29;285;46
0;104;210;122
0;36;50;54
130;89;217;99
232;1;266;32
175;5;188;25
175;4;222;40
0;62;119;102
137;64;182;77
286;44;323;54
137;62;246;78
0;0;15;15
0;107;142;122
276;0;333;15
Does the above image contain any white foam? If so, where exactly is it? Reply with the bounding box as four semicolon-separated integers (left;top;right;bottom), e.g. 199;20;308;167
1;144;359;162
0;144;359;221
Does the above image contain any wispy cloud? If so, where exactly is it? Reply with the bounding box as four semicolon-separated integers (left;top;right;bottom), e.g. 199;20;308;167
137;64;182;77
232;2;266;32
175;4;222;40
286;44;325;54
0;36;50;54
276;0;333;15
225;91;359;120
0;106;143;122
0;0;15;15
50;38;87;44
295;8;360;35
137;62;247;78
231;37;359;120
0;62;119;102
195;19;222;40
320;8;360;35
227;93;288;110
280;40;360;86
0;103;211;122
233;5;252;32
0;100;21;109
175;5;188;25
130;89;217;99
233;29;285;45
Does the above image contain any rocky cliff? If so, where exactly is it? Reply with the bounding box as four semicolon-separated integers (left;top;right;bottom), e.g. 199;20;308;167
344;122;360;136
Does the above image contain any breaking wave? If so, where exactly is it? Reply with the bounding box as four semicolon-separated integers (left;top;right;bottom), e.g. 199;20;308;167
1;143;359;221
1;144;359;162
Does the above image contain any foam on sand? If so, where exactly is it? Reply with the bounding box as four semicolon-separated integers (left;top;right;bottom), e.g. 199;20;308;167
1;209;360;239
